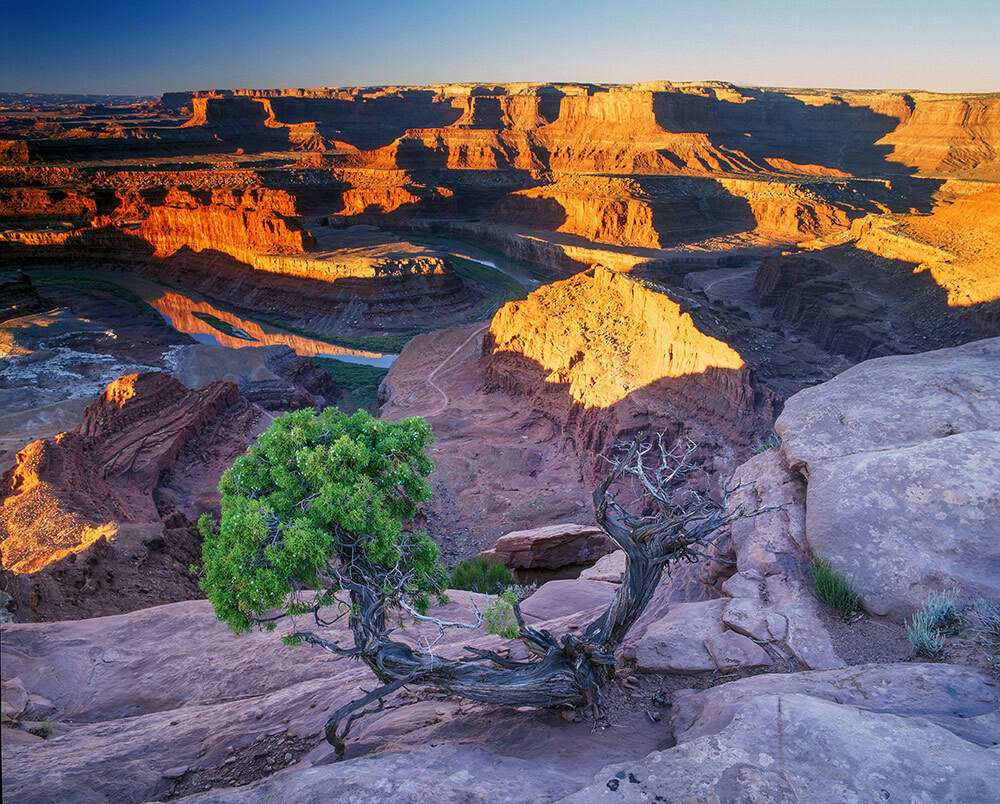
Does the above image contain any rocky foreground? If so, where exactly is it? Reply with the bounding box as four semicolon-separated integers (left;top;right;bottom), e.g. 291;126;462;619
3;338;998;803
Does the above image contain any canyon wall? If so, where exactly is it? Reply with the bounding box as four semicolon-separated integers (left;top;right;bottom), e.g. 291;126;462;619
484;267;776;463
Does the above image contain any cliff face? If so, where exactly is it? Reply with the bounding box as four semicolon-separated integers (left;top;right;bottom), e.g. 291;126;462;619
0;372;264;620
181;84;1000;179
484;267;775;461
137;187;315;266
851;184;1000;309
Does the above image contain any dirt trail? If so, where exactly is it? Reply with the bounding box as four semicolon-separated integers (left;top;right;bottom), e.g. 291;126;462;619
425;325;490;415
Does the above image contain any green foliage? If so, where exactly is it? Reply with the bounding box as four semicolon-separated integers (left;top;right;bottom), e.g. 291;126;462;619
308;357;390;413
447;255;526;319
752;432;782;455
906;589;960;658
27;719;56;739
810;556;861;618
449;555;514;595
906;609;946;657
198;407;445;635
483;590;520;639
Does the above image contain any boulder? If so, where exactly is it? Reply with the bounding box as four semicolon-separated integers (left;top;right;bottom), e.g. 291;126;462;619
481;523;611;571
519;578;618;622
776;337;1000;621
579;550;626;583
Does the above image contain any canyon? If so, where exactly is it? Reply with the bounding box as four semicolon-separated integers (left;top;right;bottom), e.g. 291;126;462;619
1;82;999;802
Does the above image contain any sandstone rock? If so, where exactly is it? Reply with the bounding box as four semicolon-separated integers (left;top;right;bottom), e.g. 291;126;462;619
164;744;580;804
703;631;772;671
481;523;610;570
634;599;727;674
579;550;626;583
0;270;49;323
564;692;1000;803
776;338;1000;620
777;338;1000;472
0;372;264;621
806;431;1000;619
519;578;618;622
669;662;1000;749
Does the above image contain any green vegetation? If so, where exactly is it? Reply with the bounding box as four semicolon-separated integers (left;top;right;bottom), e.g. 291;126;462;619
27;270;166;324
308;357;389;413
906;589;960;658
27;720;56;739
192;311;256;341
483;589;520;639
196;408;445;635
752;432;782;455
253;315;416;354
810;556;861;618
448;555;514;595
447;255;526;320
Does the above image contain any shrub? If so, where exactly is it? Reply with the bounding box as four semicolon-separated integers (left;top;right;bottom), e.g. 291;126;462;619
906;608;946;657
483;589;520;639
752;432;782;455
921;589;960;628
449;555;513;595
197;407;444;634
27;719;56;739
810;556;861;618
906;589;960;659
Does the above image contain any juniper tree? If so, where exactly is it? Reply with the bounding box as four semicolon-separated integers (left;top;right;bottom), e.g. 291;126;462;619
199;409;767;759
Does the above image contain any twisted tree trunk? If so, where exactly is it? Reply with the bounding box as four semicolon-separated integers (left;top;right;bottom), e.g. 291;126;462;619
294;437;763;758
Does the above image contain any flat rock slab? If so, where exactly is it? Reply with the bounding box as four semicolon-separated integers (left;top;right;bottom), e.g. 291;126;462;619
564;692;1000;803
777;337;1000;470
519;578;618;621
669;662;1000;748
164;743;581;804
805;431;1000;619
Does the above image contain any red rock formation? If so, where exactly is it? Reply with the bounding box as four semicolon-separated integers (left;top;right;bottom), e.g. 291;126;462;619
0;372;264;621
484;267;776;464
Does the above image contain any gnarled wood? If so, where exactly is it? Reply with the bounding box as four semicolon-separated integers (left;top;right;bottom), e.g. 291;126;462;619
293;436;769;758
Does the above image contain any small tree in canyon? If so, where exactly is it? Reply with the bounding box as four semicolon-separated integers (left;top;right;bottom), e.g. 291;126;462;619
198;407;765;759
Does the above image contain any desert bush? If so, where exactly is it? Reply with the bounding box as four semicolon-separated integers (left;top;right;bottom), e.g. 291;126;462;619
905;590;961;658
27;719;55;739
906;608;946;657
449;555;514;594
921;589;960;627
482;589;520;639
810;556;861;618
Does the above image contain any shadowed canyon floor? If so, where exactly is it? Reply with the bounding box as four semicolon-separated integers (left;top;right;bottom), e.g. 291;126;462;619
1;83;999;802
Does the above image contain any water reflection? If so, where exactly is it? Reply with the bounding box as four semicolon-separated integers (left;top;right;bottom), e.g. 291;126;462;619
111;275;397;367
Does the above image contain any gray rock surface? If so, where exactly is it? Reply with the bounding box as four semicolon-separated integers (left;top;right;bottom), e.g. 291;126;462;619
777;337;1000;621
564;692;1000;803
164;743;580;804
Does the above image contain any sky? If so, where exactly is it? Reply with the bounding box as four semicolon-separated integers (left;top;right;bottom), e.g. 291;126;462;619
3;0;999;96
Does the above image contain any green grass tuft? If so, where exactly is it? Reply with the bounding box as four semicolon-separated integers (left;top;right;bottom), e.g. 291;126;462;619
906;608;946;657
905;589;961;659
810;556;861;618
449;555;514;595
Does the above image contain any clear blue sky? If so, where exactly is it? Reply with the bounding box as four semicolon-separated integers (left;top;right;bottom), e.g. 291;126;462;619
3;0;998;95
